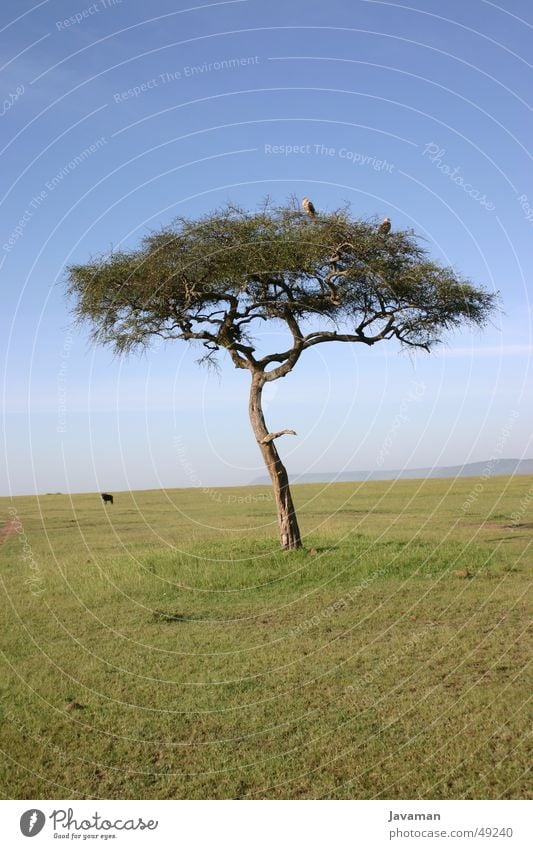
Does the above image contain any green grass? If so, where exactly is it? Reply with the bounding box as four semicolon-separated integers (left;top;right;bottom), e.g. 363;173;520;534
0;476;531;799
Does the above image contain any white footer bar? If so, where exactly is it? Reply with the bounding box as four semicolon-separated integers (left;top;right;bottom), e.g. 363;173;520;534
3;799;531;848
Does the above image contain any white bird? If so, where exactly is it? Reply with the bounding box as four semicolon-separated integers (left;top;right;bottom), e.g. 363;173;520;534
302;197;317;218
378;217;391;235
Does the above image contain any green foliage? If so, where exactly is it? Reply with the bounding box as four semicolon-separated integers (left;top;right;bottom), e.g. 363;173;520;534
66;199;497;364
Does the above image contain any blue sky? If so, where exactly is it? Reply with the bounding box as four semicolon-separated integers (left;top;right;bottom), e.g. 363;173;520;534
1;0;532;495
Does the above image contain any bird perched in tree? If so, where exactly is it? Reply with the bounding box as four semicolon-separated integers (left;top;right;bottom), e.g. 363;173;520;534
378;217;391;235
302;197;317;218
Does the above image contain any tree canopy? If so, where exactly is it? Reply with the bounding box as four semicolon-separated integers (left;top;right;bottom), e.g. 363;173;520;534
67;200;496;377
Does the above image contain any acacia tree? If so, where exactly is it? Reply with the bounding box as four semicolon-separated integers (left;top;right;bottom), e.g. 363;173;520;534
66;200;496;550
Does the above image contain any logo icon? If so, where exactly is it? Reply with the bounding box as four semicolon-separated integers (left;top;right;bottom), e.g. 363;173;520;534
20;810;46;837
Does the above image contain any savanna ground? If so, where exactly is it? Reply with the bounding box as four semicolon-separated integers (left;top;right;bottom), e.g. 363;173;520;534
0;476;531;800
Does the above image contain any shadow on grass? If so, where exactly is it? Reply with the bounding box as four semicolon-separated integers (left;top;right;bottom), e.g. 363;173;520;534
152;610;197;623
485;536;521;543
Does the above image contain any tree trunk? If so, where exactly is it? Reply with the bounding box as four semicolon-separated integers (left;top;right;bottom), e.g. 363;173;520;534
248;373;302;550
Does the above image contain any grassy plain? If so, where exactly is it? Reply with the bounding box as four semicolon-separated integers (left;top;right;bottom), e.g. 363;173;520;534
0;475;531;799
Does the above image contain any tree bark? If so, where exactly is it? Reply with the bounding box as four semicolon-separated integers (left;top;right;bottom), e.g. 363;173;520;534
248;373;302;550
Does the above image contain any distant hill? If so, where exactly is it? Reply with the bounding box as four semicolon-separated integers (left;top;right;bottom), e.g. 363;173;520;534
250;458;533;485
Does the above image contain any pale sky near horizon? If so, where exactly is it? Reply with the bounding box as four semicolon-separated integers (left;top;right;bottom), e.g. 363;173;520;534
1;0;532;496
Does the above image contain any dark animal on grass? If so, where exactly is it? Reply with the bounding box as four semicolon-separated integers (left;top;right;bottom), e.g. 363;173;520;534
101;493;113;505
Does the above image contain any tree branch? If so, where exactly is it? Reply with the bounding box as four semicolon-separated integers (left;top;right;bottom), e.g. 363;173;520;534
260;429;297;444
